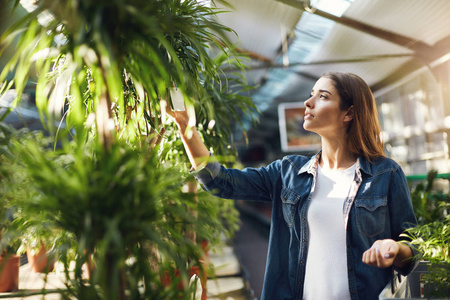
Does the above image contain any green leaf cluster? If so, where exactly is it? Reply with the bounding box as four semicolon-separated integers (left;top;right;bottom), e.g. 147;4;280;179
403;171;450;297
410;169;450;225
0;122;27;256
0;1;256;298
402;216;450;297
3;127;221;299
0;0;257;151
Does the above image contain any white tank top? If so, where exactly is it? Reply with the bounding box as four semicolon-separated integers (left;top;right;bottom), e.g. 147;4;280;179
303;162;357;300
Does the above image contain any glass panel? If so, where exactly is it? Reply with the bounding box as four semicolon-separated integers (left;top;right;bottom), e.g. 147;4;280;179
407;135;427;161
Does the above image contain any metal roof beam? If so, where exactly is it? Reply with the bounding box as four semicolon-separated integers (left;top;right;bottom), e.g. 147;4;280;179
222;53;414;72
275;0;438;63
371;35;450;91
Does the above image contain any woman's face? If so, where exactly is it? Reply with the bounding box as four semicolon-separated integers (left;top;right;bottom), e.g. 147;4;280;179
303;77;351;138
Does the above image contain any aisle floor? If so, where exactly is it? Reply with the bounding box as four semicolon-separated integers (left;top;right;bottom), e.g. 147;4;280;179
233;202;270;300
0;244;252;300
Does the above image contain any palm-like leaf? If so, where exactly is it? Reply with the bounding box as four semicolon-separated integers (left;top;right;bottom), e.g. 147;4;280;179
1;0;254;149
8;132;213;299
1;1;255;298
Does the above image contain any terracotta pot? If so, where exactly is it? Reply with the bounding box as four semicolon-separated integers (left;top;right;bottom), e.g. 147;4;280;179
0;255;20;292
26;245;55;273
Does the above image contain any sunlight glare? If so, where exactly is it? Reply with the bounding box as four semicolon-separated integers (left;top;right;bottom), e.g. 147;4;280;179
310;0;353;17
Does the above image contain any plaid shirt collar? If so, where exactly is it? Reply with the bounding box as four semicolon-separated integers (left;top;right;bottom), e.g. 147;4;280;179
298;151;321;176
298;151;371;177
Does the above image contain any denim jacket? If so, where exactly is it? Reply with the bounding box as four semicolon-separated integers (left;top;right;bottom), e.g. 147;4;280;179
193;152;419;300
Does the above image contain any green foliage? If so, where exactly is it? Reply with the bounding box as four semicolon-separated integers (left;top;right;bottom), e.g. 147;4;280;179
402;216;450;297
197;51;258;156
0;125;59;257
410;169;450;225
0;1;254;298
5;129;216;299
403;170;450;297
197;193;240;245
13;212;65;257
0;0;257;149
404;216;449;264
0;122;25;256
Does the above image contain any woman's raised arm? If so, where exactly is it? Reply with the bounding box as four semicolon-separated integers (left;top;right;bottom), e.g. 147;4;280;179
167;109;211;170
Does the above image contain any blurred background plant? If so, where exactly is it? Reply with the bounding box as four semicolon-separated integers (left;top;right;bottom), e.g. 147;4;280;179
0;126;60;275
0;0;257;298
410;169;450;225
0;123;22;258
6;130;209;299
0;123;25;292
403;171;450;298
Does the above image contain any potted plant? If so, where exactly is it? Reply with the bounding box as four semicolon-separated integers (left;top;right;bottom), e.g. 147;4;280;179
15;219;58;273
1;0;257;299
0;127;57;274
0;236;21;293
0;123;22;292
381;170;450;299
402;216;450;298
0;200;21;293
6;124;247;299
401;170;450;298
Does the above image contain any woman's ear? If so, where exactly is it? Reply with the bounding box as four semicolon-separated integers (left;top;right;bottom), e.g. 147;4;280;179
343;105;354;123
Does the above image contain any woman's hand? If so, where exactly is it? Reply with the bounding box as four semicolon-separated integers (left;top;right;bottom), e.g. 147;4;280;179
362;239;400;268
165;102;190;131
163;99;210;169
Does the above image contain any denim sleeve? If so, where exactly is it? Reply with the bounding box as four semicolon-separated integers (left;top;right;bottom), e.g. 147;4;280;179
191;155;282;202
189;158;221;186
388;165;421;275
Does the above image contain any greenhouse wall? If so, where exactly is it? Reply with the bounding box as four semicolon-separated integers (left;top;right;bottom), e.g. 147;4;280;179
375;59;450;176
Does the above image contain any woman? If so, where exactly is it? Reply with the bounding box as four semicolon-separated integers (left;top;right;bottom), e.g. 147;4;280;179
169;72;419;300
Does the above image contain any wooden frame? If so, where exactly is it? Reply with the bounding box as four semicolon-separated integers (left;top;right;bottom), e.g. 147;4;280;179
278;102;321;152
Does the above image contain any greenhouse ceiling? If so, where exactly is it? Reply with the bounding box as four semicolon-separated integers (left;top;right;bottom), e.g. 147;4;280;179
212;0;450;158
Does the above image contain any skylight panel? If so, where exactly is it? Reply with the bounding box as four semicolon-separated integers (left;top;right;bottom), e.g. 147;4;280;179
310;0;353;17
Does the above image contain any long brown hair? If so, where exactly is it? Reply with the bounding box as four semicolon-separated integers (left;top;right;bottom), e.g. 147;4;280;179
322;72;385;160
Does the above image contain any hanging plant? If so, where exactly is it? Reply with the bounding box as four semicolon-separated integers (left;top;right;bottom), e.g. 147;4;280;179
1;1;258;298
0;0;257;148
